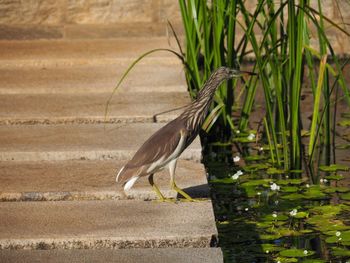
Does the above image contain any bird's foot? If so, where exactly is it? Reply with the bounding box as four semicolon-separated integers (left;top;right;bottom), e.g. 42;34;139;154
171;184;197;202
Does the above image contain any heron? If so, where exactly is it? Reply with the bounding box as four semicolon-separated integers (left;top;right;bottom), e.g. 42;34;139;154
116;66;255;201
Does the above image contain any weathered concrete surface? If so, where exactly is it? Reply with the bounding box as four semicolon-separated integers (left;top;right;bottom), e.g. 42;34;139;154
0;38;182;68
0;92;189;124
0;123;201;161
0;160;209;201
0;200;217;249
0;248;223;263
0;64;186;94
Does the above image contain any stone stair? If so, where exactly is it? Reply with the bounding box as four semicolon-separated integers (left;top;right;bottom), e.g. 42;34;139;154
0;38;223;262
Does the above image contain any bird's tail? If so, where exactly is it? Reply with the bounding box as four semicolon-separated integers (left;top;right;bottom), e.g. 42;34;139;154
116;165;140;191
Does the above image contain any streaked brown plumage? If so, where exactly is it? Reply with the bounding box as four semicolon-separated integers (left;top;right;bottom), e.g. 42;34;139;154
116;66;255;201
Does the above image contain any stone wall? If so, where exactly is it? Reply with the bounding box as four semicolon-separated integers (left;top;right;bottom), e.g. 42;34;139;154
0;0;349;54
0;0;183;40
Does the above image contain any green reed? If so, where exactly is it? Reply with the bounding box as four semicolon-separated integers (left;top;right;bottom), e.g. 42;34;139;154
178;0;350;180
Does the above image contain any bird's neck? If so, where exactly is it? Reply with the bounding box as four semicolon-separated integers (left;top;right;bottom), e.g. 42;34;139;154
180;74;226;132
196;72;226;100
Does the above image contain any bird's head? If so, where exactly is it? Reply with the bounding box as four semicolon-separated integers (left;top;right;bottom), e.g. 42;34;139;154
215;66;256;80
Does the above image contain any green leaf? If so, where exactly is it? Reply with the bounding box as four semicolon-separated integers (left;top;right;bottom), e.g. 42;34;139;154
331;247;350;257
210;177;234;184
274;257;298;263
324;174;345;181
340;192;350;201
243;164;269;172
281;193;304;200
303;186;328;200
263;214;288;221
276;179;304;185
319;164;349;172
325;230;350;244
338;120;350;127
266;167;286;174
279;248;315;258
302;260;326;263
294;212;308;219
241;179;271;187
244;155;268;161
281;186;299;193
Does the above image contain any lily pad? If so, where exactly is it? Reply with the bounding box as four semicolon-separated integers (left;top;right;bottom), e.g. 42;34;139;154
336;143;350;149
289;169;303;173
317;221;350;233
210;177;234;184
302;260;326;263
259;243;283;252
274;257;298;263
325;230;350;244
281;193;304;200
294;212;308;219
279;248;315;258
338;120;350;127
323;186;350;194
340;192;350;201
244;155;268;161
276;179;304;185
243;163;269;172
324;174;344;181
331;247;350;257
319;164;349;172
309;205;343;215
303;186;328;200
263;214;288;221
241;179;271;187
266;167;286;174
281;186;299;193
259;232;283;240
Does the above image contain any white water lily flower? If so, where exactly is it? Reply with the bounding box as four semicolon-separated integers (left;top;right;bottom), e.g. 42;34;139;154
306;184;310;188
247;133;255;141
265;250;269;254
290;209;298;216
323;178;328;183
257;192;261;196
272;212;278;218
231;170;243;180
270;183;280;191
259;147;264;151
336;231;341;237
320;178;324;183
236;130;240;134
245;207;249;211
303;250;308;255
233;156;241;162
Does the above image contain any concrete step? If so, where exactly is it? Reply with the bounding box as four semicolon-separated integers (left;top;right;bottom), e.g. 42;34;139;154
0;248;223;263
0;200;217;249
0;38;182;68
0;159;209;201
0;123;201;161
0;64;186;94
0;92;190;124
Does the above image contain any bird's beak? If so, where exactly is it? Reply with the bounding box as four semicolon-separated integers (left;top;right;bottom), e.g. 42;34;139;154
229;69;257;78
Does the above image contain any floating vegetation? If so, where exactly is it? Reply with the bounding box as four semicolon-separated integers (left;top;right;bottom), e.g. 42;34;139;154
207;153;350;262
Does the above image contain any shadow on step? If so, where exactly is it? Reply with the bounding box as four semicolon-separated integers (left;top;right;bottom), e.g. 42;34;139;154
180;184;210;199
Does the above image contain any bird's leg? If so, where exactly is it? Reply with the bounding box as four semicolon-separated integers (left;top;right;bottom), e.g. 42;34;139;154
168;159;195;202
148;174;174;202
